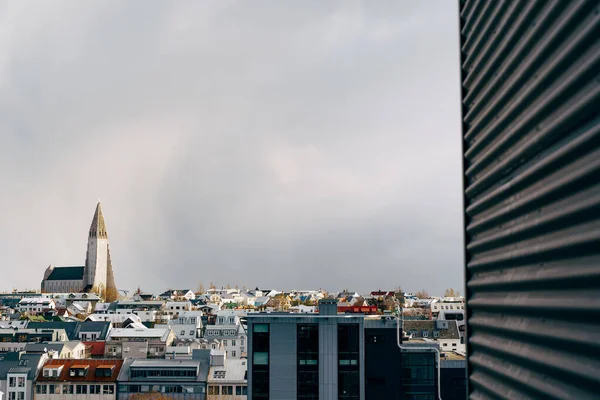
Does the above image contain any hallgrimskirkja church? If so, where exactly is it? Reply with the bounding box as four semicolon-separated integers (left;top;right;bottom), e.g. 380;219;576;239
41;202;118;302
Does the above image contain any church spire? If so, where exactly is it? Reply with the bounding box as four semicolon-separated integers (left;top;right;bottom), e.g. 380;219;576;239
89;202;108;239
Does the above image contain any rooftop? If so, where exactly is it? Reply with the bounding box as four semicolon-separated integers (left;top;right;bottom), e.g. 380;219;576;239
45;267;85;281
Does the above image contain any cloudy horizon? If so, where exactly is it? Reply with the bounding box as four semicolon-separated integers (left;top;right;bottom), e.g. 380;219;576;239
1;1;463;296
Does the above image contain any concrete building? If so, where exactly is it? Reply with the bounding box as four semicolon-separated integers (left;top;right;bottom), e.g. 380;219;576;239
35;359;123;399
116;356;210;399
204;311;247;359
246;299;364;400
104;328;175;359
41;203;118;302
207;350;247;400
0;352;46;400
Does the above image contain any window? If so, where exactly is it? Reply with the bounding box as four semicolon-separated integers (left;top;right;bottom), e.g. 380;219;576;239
241;337;245;346
8;393;15;400
63;384;74;394
76;384;88;394
252;323;270;400
96;366;114;377
223;340;227;346
48;384;58;394
232;339;236;346
103;385;114;394
443;343;448;347
338;324;360;400
37;385;47;394
9;377;16;387
17;394;24;400
181;330;185;335
208;386;220;395
298;324;319;400
222;385;233;395
452;342;457;346
190;330;195;336
214;370;226;378
236;386;248;395
232;350;237;357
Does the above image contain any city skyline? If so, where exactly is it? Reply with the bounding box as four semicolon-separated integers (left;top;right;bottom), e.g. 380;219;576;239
0;1;463;294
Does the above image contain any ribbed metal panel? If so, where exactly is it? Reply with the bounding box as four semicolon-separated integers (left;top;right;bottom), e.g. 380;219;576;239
459;0;600;399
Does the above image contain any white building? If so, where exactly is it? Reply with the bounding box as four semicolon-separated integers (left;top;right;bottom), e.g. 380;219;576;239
17;298;55;314
164;301;192;317
207;350;247;400
204;311;247;359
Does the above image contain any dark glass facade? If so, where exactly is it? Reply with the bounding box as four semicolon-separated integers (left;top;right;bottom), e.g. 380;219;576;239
297;324;319;400
252;323;270;400
401;352;436;400
338;324;360;400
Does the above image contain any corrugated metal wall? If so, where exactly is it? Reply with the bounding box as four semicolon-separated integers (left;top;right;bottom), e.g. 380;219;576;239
459;0;600;399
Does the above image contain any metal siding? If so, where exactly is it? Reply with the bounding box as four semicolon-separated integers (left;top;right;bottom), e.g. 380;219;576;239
269;323;297;400
459;0;600;399
319;319;338;399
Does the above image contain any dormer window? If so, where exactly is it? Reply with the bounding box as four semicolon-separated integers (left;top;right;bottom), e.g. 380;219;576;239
95;365;114;378
433;330;440;338
70;366;89;377
422;330;429;338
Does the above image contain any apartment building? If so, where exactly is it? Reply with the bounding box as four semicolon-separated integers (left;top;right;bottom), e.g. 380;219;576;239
34;359;123;399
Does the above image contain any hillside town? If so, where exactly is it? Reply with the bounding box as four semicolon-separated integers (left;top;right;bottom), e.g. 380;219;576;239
0;286;466;400
0;203;466;399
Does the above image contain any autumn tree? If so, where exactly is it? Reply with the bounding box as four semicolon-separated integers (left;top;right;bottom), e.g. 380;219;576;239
415;289;429;299
354;297;365;307
444;288;460;297
197;283;205;294
209;282;216;290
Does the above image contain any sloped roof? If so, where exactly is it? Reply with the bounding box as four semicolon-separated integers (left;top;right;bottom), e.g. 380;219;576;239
89;202;108;239
403;320;460;340
45;266;84;281
79;321;111;340
0;353;43;379
37;359;123;382
27;321;81;340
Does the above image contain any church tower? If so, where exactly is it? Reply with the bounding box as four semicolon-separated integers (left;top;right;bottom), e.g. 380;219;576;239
83;202;118;301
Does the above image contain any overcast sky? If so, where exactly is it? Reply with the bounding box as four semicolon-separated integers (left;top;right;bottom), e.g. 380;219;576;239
0;1;463;296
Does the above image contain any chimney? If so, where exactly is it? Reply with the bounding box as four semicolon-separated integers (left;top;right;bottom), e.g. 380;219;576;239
318;299;338;316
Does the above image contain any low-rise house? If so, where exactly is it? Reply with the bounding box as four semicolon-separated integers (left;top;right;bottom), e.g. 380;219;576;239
163;311;204;344
26;322;80;341
158;289;196;301
17;299;55;315
104;328;175;359
0;352;47;400
86;314;141;329
431;301;465;319
35;359;123;399
164;301;192;317
403;319;464;352
0;328;68;345
23;342;87;359
116;356;210;399
206;350;247;399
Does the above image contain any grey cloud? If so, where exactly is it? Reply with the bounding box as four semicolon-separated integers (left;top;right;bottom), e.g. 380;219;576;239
0;0;463;295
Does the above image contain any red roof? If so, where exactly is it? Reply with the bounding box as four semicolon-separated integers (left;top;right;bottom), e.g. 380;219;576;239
37;359;123;382
83;341;106;356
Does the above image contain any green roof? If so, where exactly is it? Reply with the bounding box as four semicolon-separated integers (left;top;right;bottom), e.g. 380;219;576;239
46;266;84;281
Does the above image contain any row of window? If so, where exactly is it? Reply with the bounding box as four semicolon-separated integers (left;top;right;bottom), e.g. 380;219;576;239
435;305;464;310
36;384;114;394
8;377;26;387
7;393;24;400
208;385;247;395
130;368;197;378
205;329;239;336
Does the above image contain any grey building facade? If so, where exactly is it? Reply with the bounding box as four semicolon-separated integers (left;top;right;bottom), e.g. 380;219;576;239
459;0;600;398
246;300;365;400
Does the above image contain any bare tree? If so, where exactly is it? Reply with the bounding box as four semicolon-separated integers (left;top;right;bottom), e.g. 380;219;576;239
415;289;429;299
444;288;460;297
197;283;205;294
